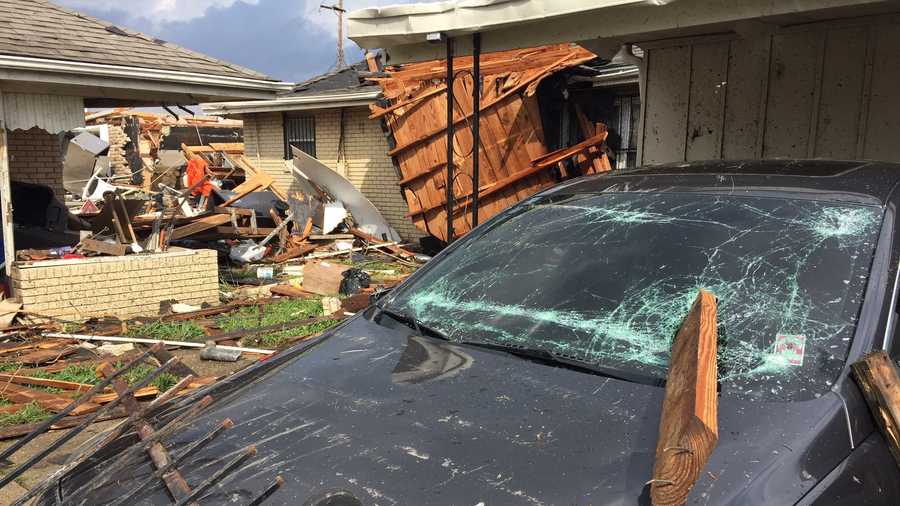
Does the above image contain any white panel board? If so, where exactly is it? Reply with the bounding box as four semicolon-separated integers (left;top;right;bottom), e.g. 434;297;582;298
1;93;84;133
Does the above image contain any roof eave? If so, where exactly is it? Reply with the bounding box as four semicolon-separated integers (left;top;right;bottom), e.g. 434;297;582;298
0;54;294;102
201;90;382;116
348;0;898;64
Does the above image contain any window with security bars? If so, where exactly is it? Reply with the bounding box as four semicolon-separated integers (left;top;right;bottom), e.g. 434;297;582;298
283;113;316;158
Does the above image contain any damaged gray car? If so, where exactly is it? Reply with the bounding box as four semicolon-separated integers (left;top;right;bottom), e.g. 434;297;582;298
37;160;900;505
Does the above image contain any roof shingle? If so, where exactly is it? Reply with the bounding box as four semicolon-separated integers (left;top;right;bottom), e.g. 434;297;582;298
0;0;274;81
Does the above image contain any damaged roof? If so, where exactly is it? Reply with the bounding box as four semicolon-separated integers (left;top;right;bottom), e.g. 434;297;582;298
0;0;273;81
289;61;376;97
201;60;382;115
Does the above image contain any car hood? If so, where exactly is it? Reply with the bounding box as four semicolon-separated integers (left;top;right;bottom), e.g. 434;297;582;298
50;314;854;505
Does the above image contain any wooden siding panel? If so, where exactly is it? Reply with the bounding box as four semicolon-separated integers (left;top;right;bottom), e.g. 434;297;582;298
642;45;692;164
814;26;868;158
722;36;769;159
685;42;729;161
763;31;823;158
863;23;900;161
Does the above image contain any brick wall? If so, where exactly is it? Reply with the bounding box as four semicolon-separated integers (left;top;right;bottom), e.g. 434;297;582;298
6;127;64;197
107;124;131;177
241;108;424;240
11;249;220;321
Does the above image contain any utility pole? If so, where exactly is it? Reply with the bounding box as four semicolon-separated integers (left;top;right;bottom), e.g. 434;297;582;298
320;0;346;68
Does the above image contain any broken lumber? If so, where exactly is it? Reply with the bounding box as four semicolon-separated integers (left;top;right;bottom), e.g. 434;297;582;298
851;351;900;469
0;373;94;393
651;289;718;506
81;238;128;256
170;214;232;240
0;383;100;415
220;172;274;207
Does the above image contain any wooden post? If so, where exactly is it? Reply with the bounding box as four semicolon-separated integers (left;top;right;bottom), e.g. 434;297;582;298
851;351;900;469
651;289;718;506
0;91;15;281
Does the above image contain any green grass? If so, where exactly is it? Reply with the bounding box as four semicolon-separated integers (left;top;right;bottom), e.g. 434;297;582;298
27;362;177;393
125;321;207;342
216;298;339;348
0;402;52;427
30;364;98;385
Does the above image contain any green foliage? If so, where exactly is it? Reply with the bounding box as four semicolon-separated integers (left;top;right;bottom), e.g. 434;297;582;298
216;298;339;349
0;402;52;427
125;321;207;342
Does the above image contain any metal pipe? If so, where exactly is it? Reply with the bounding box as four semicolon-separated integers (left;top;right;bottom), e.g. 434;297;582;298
248;476;285;506
109;418;235;506
445;36;455;243
0;357;180;490
471;32;481;228
0;343;161;464
173;445;258;506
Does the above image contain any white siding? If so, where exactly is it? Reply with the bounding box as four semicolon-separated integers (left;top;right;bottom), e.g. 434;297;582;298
639;15;900;164
1;92;84;133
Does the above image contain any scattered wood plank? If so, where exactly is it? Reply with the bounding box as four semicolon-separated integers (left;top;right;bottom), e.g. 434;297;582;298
170;214;232;240
91;386;159;404
851;351;900;469
0;373;94;393
269;285;313;299
16;347;78;366
271;243;318;264
0;406;129;441
0;383;100;415
81;238;128;256
350;228;415;259
220;172;274;207
651;289;718;506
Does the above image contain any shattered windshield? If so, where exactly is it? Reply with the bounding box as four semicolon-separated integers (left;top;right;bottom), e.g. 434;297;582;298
384;192;882;401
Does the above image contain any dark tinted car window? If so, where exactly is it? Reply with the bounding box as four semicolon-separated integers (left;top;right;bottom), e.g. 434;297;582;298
385;192;882;401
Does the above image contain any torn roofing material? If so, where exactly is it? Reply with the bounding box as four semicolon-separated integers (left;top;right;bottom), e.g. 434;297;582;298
291;146;401;242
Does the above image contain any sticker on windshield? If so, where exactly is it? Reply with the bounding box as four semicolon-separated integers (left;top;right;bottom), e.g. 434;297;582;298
774;334;806;366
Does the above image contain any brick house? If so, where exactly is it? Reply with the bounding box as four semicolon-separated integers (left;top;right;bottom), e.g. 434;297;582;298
202;62;425;241
0;0;291;318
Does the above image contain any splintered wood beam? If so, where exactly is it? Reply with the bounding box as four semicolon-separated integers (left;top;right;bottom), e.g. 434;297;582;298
651;289;718;506
851;351;900;469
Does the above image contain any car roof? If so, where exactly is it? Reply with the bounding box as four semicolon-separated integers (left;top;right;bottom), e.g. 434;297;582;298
554;159;900;205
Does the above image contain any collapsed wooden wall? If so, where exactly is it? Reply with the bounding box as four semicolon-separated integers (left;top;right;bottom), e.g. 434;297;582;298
370;44;597;241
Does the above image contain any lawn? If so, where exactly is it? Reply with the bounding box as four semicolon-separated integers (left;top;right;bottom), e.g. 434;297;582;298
216;297;339;348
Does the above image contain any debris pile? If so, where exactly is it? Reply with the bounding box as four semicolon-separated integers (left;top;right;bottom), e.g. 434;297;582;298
42;110;417;282
369;43;614;241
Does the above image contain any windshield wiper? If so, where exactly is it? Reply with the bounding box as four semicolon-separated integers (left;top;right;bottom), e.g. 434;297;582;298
375;305;662;386
456;340;664;386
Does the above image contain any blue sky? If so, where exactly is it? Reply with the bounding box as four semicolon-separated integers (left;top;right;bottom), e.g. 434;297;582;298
54;0;416;83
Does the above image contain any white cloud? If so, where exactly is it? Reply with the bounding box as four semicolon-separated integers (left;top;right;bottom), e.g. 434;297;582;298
58;0;261;22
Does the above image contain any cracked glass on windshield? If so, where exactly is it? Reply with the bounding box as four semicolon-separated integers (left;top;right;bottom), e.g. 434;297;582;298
383;192;882;401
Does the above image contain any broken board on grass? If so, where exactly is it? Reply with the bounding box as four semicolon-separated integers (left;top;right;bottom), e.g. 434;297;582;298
651;289;718;506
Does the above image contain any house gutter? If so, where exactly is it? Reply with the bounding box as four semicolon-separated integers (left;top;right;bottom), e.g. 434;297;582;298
0;54;294;93
201;90;382;116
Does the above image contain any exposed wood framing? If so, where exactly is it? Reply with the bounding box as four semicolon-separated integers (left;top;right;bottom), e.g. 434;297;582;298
0;91;14;278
